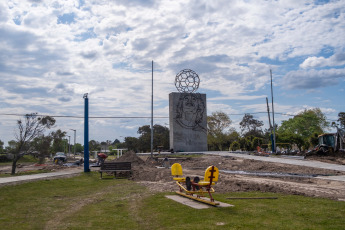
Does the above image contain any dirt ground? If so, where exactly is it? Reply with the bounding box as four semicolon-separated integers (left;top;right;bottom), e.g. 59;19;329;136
1;153;345;201
127;153;345;201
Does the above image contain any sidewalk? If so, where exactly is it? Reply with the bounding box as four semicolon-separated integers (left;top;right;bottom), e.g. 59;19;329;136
0;168;83;187
204;151;345;172
149;151;345;172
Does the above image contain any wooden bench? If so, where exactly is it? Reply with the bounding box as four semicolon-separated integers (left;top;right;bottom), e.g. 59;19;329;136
99;162;132;179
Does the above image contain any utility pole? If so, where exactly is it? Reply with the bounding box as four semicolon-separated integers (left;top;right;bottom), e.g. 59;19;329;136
151;60;154;158
270;69;276;153
266;97;274;152
67;135;71;156
70;129;76;158
83;93;90;172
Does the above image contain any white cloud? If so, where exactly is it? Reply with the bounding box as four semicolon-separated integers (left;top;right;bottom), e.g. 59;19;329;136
282;68;345;89
300;52;345;68
0;0;344;144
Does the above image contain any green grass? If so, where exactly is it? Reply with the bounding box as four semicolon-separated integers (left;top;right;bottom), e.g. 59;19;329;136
0;173;344;229
0;169;52;177
0;155;39;166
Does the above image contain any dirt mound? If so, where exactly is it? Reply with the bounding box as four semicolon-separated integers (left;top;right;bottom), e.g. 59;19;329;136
114;151;145;165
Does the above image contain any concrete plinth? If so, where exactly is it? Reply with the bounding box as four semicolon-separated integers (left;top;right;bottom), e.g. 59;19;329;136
169;92;207;152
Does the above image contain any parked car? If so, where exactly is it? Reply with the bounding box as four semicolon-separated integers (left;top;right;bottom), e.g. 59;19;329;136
53;152;67;165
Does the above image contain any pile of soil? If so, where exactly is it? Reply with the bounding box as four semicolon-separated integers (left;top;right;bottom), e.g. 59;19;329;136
131;155;345;201
113;151;145;165
305;155;345;165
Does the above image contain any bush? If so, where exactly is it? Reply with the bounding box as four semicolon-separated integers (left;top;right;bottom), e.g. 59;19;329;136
229;141;240;151
0;154;10;162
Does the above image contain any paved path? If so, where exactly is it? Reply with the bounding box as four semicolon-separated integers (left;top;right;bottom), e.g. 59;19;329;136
0;168;83;186
148;151;345;172
205;151;345;172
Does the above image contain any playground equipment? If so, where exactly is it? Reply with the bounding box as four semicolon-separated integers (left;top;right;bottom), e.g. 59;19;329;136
171;163;220;206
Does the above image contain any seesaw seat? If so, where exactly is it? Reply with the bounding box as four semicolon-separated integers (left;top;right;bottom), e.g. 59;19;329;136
171;163;220;206
171;163;186;182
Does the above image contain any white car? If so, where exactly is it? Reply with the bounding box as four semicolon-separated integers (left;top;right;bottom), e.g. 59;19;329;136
53;152;67;164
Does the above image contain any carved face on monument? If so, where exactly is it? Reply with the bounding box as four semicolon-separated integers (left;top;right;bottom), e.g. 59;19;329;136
176;93;205;132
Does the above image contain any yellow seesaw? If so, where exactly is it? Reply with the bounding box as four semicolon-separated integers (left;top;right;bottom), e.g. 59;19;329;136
171;163;220;206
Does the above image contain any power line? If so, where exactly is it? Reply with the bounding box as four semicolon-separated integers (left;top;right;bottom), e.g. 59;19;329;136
0;114;169;119
0;112;338;122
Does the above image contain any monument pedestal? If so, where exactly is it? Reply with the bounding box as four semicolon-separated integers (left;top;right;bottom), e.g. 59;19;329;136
169;92;207;152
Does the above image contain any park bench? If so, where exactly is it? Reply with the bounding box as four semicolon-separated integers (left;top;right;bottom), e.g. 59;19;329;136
99;162;132;179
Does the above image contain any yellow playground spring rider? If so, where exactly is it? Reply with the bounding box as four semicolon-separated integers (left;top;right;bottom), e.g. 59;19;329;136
171;163;220;206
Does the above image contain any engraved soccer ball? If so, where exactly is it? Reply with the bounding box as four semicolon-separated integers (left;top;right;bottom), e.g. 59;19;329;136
175;69;200;93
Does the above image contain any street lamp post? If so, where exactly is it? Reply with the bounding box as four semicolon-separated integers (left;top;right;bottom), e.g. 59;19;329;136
70;129;76;159
67;135;71;156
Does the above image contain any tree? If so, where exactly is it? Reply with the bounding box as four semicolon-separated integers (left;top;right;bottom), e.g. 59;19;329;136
229;141;240;151
124;137;139;152
137;125;151;152
152;125;169;150
337;112;345;129
252;137;264;150
51;129;67;153
207;111;232;150
137;124;170;152
11;113;55;174
239;114;264;137
112;139;120;145
6;140;17;153
277;108;329;151
32;135;53;164
89;140;101;152
73;143;83;153
0;139;4;154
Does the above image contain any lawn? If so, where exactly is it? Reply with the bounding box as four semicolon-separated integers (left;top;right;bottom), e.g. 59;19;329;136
0;172;344;229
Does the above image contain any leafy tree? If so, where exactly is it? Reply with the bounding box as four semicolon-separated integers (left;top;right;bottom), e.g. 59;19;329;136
51;129;67;153
11;113;55;174
152;125;169;150
124;137;139;152
252;137;264;150
337;112;345;129
309;132;319;148
6;140;17;153
72;143;84;153
238;137;252;151
89;140;101;152
112;139;120;145
239;114;264;137
137;125;151;152
137;124;170;152
207;111;232;151
277;108;329;151
0;139;4;154
32;135;54;164
229;141;240;151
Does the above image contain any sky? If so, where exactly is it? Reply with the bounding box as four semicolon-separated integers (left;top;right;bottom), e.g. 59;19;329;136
0;0;344;146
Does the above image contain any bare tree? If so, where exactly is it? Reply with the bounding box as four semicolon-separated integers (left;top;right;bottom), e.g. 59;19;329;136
11;113;55;175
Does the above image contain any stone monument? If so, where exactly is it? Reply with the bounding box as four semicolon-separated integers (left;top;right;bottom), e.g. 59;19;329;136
169;69;207;152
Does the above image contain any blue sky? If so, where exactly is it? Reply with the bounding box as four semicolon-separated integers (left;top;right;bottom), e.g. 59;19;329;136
0;0;344;146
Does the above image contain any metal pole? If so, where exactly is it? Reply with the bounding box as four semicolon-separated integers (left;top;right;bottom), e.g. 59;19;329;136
270;69;276;153
266;97;274;152
74;130;76;157
68;135;71;156
70;129;76;158
151;60;154;158
83;93;90;172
